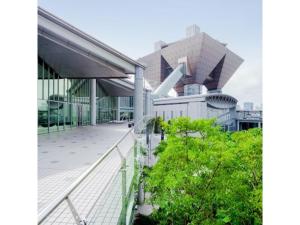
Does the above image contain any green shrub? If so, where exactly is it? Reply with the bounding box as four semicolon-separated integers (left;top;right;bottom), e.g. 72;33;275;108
145;117;262;225
154;117;163;134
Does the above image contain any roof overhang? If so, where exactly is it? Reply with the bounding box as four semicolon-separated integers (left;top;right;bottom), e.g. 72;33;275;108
99;77;151;97
38;7;145;79
99;79;135;96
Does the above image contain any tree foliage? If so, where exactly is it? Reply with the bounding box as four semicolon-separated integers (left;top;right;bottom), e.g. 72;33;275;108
145;117;262;225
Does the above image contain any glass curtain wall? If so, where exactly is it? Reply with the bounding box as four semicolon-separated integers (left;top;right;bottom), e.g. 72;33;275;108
120;96;134;121
95;80;134;123
96;81;116;123
38;58;136;134
38;57;91;134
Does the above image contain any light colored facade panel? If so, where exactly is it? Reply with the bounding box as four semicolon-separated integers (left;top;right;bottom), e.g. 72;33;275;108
154;103;188;121
187;102;200;119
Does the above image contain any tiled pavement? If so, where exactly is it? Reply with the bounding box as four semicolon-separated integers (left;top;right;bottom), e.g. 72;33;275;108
38;124;131;217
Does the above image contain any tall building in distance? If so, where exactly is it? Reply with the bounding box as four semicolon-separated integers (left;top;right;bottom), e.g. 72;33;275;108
138;24;244;96
244;102;254;111
255;104;263;111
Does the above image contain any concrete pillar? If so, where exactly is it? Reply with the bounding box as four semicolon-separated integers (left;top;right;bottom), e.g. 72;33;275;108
134;66;144;133
258;122;261;128
237;120;239;131
145;89;152;117
116;97;120;121
90;79;96;125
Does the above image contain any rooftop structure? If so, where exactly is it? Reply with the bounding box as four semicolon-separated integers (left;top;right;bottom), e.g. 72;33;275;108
244;102;254;111
38;7;144;78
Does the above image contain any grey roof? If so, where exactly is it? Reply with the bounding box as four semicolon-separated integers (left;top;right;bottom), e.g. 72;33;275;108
38;7;144;78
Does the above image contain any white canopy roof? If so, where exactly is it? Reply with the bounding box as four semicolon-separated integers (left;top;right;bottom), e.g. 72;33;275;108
38;7;145;79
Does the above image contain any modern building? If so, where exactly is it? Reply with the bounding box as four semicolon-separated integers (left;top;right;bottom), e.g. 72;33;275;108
153;93;238;130
243;102;254;111
255;103;263;111
38;7;148;134
37;9;261;225
137;25;258;131
153;95;263;131
37;7;154;225
138;24;244;96
236;110;263;130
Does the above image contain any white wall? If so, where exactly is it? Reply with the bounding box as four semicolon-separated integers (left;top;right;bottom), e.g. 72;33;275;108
154;103;188;121
153;100;209;121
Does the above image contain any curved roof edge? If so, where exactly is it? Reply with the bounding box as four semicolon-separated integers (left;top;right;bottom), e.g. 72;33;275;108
153;92;238;104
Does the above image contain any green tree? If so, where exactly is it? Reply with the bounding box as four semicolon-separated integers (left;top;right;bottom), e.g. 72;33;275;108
145;117;262;225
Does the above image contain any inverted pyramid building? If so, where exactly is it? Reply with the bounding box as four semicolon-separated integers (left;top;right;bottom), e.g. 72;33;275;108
138;25;244;96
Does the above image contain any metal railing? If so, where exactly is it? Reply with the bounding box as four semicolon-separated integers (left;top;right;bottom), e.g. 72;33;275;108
38;116;153;225
236;110;263;121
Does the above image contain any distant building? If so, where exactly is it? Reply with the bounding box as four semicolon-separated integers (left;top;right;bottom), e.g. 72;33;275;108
138;25;262;131
186;24;200;38
244;102;254;111
236;110;263;130
138;25;244;96
153;93;238;131
255;104;263;110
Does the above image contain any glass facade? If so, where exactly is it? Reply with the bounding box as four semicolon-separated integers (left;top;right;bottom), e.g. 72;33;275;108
120;96;134;121
96;96;134;123
38;57;91;134
38;57;134;134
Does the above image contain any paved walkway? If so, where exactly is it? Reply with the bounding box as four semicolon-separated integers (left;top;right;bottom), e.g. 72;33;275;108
38;123;130;213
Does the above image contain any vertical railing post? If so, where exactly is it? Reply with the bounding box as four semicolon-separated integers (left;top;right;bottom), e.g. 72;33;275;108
121;157;127;225
136;136;145;205
66;196;84;225
134;139;139;196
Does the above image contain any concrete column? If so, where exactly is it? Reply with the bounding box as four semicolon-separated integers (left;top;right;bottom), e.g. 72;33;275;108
258;122;261;128
237;120;239;131
134;66;144;133
116;97;120;121
90;79;96;125
145;89;152;117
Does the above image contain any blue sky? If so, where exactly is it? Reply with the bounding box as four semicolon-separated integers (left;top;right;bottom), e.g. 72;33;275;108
38;0;262;107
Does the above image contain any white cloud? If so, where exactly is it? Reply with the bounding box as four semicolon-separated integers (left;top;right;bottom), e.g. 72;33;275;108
223;60;262;107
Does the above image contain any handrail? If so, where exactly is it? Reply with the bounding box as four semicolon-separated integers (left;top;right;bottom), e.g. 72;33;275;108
38;115;152;224
38;126;134;224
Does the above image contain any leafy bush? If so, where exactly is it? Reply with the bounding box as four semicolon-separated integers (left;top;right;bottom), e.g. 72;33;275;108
154;117;163;134
145;117;262;225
